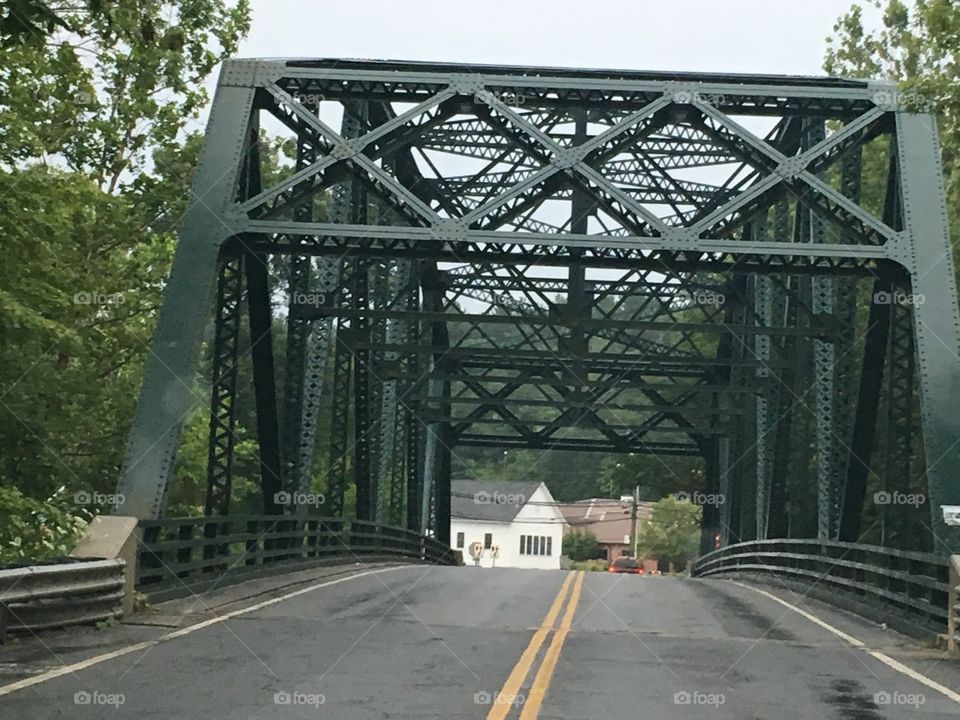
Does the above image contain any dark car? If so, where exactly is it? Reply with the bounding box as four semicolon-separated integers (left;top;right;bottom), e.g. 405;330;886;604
608;557;644;574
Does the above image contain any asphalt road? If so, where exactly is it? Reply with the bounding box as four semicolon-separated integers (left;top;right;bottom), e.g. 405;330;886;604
2;565;959;719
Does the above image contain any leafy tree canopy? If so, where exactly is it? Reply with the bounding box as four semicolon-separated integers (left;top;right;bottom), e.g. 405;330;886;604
825;0;960;242
0;1;250;560
636;496;702;567
563;530;600;562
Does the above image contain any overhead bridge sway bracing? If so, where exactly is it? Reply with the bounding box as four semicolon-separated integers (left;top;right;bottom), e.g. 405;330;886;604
114;59;960;554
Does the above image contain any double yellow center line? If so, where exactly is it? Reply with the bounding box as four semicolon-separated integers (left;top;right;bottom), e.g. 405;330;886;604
487;571;585;720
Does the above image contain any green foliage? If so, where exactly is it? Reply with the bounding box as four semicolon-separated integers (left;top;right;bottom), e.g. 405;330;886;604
96;616;119;631
636;496;702;567
825;1;960;247
0;166;173;502
0;1;251;185
601;455;706;502
0;1;250;560
562;529;600;561
163;409;263;517
570;559;609;572
0;1;72;47
0;485;87;564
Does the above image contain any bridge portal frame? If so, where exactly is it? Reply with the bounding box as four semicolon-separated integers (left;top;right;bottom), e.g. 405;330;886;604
114;59;960;552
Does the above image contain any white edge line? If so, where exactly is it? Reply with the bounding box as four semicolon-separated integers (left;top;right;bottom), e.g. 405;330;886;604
0;565;410;698
728;580;960;705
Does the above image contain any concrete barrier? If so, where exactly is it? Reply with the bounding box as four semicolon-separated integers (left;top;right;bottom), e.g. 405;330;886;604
70;516;138;616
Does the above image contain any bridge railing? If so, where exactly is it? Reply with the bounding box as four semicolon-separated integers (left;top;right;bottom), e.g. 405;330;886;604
136;515;455;601
950;555;960;654
692;539;951;639
0;559;126;640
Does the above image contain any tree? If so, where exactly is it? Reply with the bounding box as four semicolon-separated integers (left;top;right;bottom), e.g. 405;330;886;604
0;1;72;47
636;496;702;569
1;1;250;184
601;454;706;503
825;1;960;248
0;1;250;560
0;485;87;564
562;529;600;561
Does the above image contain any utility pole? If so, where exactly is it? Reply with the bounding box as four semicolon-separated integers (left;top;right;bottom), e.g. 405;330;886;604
630;485;639;558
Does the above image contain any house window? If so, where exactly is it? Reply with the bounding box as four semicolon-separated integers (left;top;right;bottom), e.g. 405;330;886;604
484;533;493;549
519;536;552;557
456;532;465;549
518;535;542;555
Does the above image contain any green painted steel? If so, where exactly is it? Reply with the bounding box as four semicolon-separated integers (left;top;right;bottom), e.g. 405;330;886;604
115;59;960;555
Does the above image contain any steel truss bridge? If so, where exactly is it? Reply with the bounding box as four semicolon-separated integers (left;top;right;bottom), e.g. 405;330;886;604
115;58;960;553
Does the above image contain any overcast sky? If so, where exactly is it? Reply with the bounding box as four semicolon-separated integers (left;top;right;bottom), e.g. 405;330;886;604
236;0;871;77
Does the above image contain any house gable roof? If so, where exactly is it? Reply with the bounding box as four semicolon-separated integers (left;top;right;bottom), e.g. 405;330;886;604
557;498;654;545
451;479;542;523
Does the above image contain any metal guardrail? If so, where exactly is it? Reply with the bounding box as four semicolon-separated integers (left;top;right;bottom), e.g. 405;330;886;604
137;515;456;601
949;555;959;654
0;559;126;640
692;539;951;638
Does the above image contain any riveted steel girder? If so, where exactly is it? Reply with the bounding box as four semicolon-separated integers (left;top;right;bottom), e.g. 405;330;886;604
115;59;960;557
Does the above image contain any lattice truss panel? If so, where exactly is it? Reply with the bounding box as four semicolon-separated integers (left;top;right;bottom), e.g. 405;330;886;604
116;60;960;552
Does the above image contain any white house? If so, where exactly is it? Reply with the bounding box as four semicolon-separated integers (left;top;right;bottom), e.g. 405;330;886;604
450;480;564;569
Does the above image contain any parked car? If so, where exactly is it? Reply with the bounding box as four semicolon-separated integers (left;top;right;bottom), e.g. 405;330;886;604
608;557;644;574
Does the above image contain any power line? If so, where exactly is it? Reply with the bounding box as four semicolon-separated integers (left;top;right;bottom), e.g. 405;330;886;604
450;490;647;508
451;513;640;526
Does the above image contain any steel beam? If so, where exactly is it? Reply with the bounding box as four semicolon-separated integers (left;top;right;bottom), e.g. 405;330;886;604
896;113;960;551
116;58;960;563
204;252;244;516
